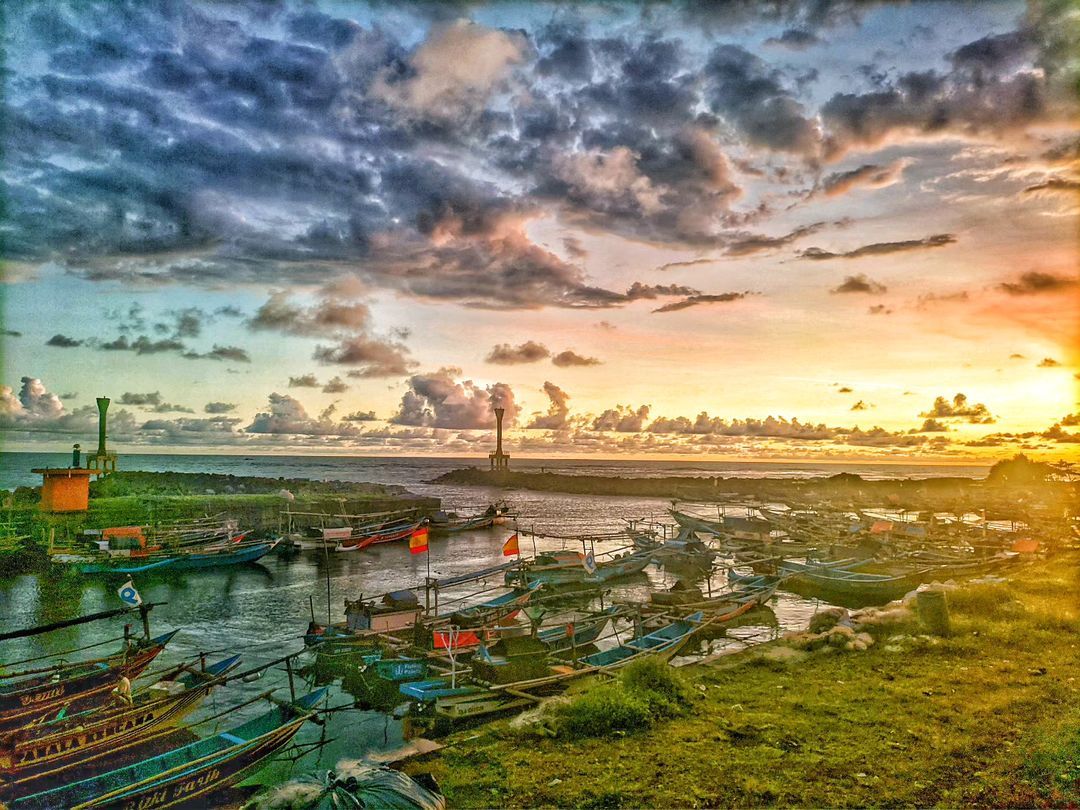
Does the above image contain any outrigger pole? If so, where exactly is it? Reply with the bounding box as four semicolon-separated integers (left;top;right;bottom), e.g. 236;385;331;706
0;602;165;643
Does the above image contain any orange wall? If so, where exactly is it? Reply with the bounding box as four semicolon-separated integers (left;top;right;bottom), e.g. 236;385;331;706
40;475;90;512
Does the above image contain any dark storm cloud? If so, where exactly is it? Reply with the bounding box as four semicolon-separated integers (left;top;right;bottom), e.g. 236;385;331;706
485;341;551;365
704;44;820;157
800;234;956;260
46;334;83;348
652;291;752;313
997;271;1078;295
4;1;1074;314
763;29;821;50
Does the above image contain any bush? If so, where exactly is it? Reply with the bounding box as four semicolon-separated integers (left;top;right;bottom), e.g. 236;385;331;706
619;657;691;717
557;682;652;737
949;583;1020;621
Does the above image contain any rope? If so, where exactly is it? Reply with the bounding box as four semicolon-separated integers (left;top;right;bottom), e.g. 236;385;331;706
2;634;128;669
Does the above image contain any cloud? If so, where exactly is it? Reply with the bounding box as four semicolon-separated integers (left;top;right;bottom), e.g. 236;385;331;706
322;376;349;394
100;335;186;354
246;392;361;436
527;381;572;430
850;400;872;411
592;404;651;432
801;234;956;260
837;386;853;393
312;335;415;376
371;20;527;124
0;377;137;436
764;29;821;50
551;350;601;367
868;304;892;314
288;374;319;388
485;341;551;365
343;410;378;422
1020;176;1080;196
704;44;821;157
46;334;83;348
204;402;237;414
652;291;752;313
920;393;995;424
916;418;950;432
183;345;251;363
119;392;163;406
820;159;909;197
1037;357;1061;368
997;271;1078;295
392;368;518;429
830;274;887;295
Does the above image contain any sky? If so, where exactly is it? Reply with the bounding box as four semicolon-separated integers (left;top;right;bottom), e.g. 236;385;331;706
1;0;1078;462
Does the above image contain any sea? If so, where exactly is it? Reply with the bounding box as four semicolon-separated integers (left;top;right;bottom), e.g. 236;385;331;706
0;452;989;803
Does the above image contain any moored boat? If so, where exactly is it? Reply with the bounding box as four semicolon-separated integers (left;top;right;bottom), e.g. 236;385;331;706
76;540;278;575
0;655;241;795
8;689;327;810
0;630;180;733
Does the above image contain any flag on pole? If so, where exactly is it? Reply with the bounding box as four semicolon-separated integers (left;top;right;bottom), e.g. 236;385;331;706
582;551;597;575
502;533;520;557
117;580;142;607
409;526;429;555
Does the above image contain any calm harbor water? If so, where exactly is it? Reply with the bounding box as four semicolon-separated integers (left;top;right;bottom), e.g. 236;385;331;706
0;452;985;800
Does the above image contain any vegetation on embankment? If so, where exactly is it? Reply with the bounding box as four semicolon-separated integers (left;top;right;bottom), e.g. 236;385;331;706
408;552;1080;808
0;470;439;575
436;455;1077;518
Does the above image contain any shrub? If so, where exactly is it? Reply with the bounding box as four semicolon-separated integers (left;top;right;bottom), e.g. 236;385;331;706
619;657;691;717
557;682;652;737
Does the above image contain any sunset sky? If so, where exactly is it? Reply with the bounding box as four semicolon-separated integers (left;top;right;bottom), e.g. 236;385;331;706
2;0;1078;461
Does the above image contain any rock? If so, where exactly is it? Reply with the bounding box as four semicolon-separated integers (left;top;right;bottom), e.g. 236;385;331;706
827;625;856;646
855;632;875;647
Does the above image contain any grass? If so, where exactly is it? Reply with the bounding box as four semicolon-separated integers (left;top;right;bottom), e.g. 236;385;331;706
407;552;1080;808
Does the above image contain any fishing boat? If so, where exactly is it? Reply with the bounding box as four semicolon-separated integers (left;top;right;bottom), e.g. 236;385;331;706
8;689;326;810
0;656;240;795
335;518;426;552
575;612;706;669
75;540;278;574
778;558;932;606
0;630;179;732
427;504;510;535
505;549;652;588
446;583;540;627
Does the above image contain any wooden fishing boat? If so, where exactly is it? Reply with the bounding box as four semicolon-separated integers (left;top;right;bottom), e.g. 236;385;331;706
76;541;278;575
8;689;326;810
334;519;425;552
505;549;651;588
0;630;179;733
779;558;932;606
446;584;540;628
427;504;509;535
575;612;705;669
0;656;240;795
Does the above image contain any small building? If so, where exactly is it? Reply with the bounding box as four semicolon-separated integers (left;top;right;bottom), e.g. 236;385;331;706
32;467;96;512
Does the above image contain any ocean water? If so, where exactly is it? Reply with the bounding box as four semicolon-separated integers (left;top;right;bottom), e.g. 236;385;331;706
0;450;983;801
0;451;990;492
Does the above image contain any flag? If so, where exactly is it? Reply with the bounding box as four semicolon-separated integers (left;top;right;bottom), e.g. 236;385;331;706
502;533;520;557
409;526;429;555
582;551;597;575
117;580;142;607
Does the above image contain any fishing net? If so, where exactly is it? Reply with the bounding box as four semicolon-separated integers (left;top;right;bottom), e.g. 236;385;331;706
251;761;446;810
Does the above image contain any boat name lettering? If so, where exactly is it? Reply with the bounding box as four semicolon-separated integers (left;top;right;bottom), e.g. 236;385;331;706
20;685;65;706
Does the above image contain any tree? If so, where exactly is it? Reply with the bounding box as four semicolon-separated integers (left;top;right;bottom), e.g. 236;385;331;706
986;454;1055;485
